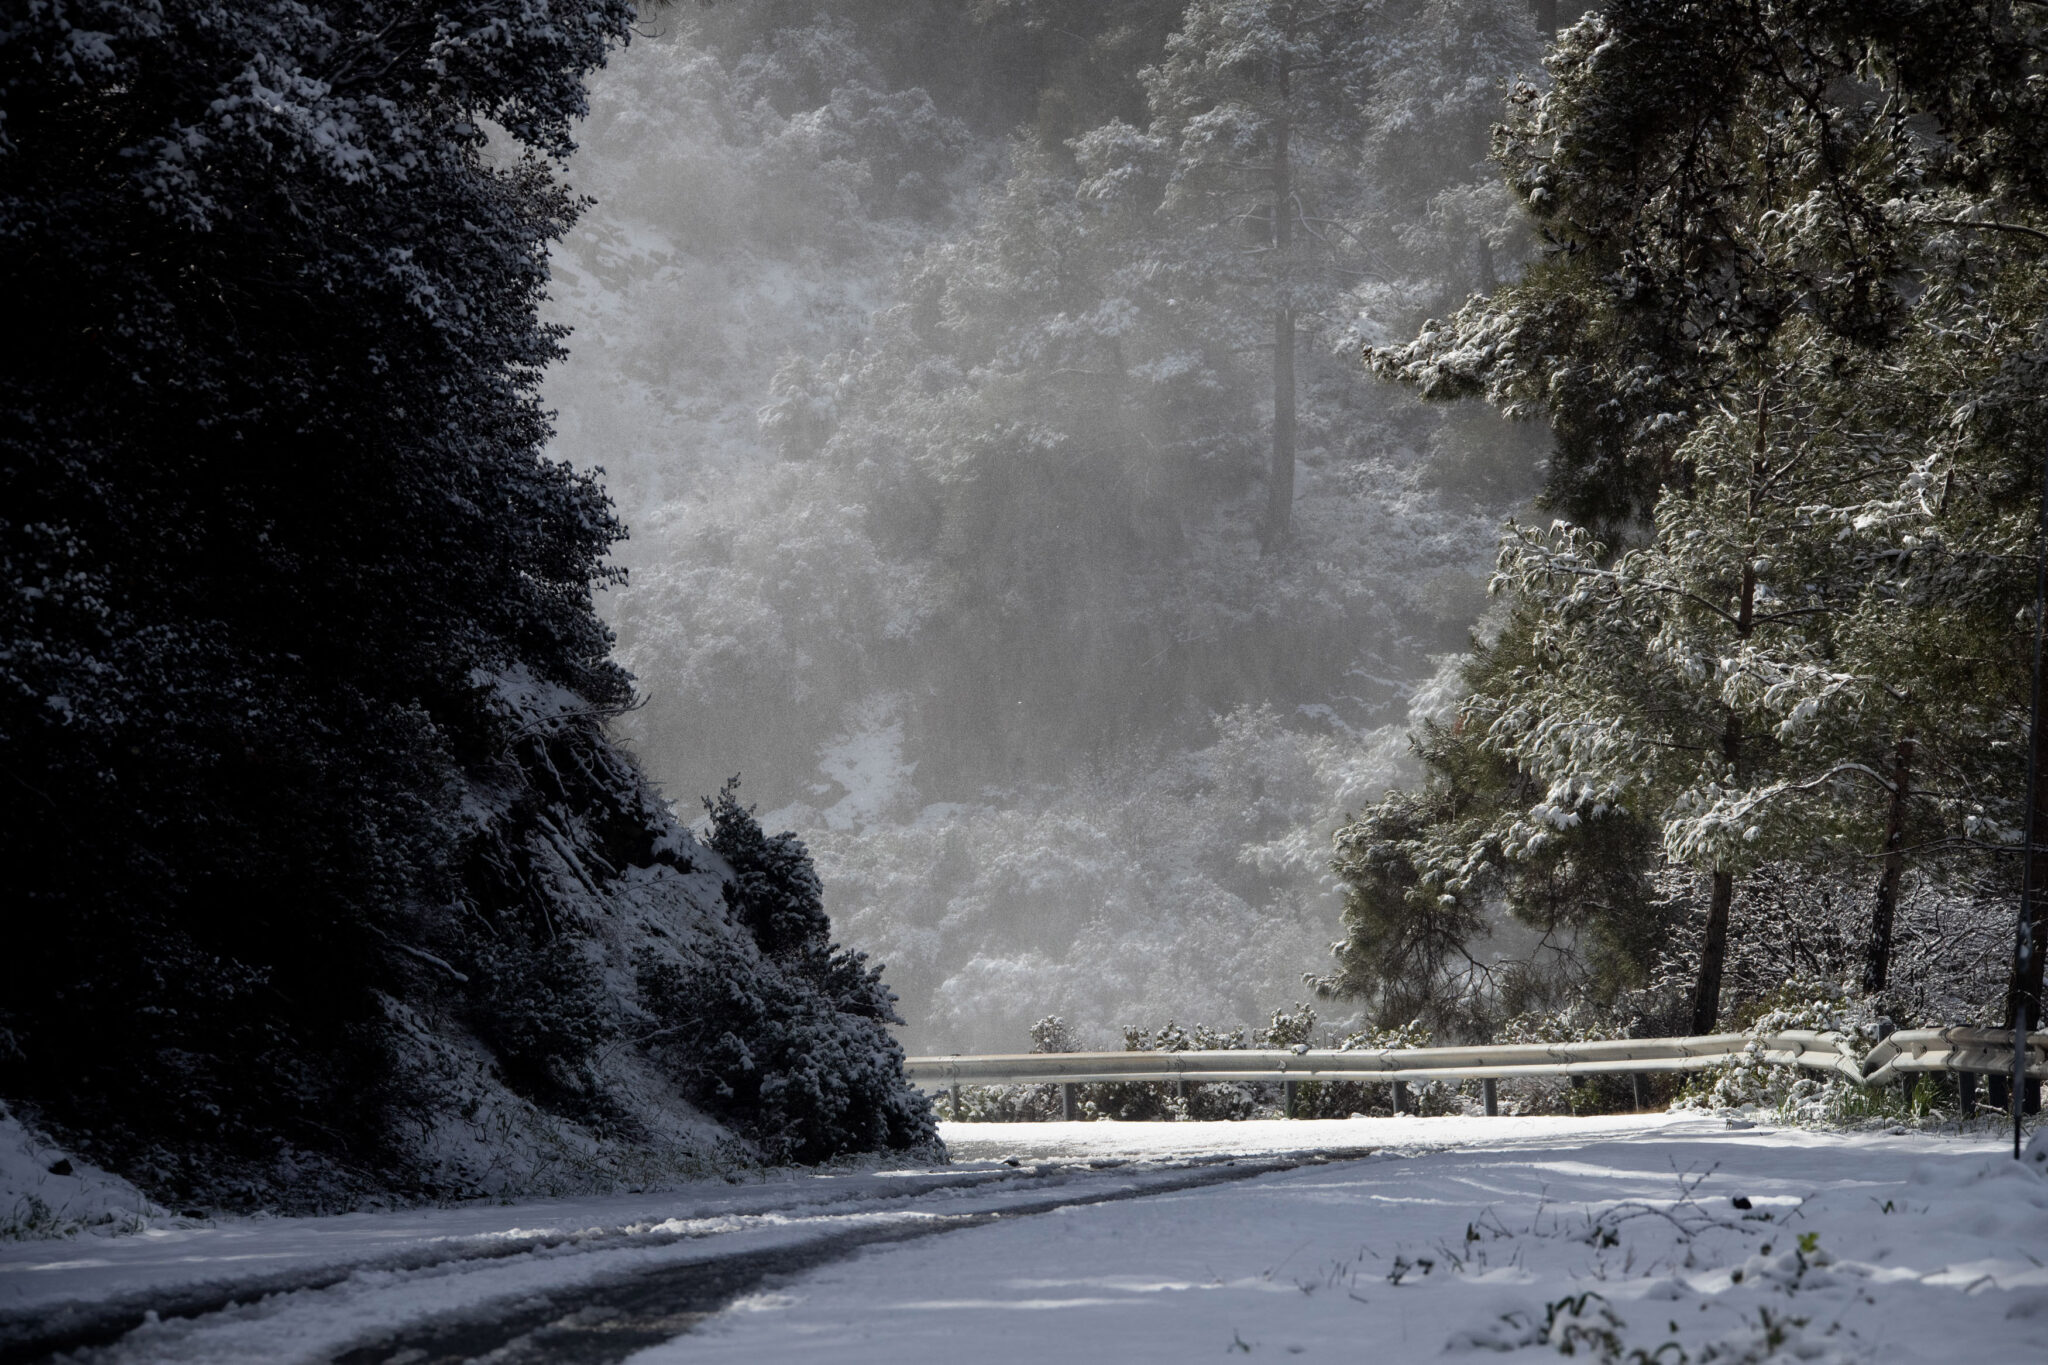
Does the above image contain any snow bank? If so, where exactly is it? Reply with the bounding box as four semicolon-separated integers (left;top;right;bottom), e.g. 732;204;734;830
940;1111;1707;1162
0;1109;165;1240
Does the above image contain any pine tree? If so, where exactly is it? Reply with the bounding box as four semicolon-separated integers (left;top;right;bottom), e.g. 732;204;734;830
1138;0;1380;549
1348;0;2048;1036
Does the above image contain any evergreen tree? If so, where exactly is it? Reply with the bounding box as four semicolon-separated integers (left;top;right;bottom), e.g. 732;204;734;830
1345;0;2048;1037
1;0;937;1194
1139;0;1379;548
0;0;641;1182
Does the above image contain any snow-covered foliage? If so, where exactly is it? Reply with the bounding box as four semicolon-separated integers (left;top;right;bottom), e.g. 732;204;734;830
1675;977;1887;1125
947;1002;1472;1123
631;783;935;1165
1340;1;2048;1045
0;0;934;1212
547;5;1550;1054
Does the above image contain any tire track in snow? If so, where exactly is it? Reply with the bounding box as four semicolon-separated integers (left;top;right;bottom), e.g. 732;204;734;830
328;1152;1371;1365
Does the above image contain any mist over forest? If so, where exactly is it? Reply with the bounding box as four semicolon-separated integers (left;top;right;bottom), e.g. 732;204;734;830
546;0;1553;1052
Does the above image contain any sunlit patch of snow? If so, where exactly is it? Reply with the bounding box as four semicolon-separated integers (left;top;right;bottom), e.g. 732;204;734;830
813;699;918;832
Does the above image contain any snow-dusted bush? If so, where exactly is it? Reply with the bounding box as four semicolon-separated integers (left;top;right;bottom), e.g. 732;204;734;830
1673;978;1893;1125
635;940;935;1163
469;939;616;1102
947;1005;1463;1122
633;790;937;1163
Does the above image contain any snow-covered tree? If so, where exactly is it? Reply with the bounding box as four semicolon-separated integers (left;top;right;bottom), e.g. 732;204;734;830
1346;0;2048;1037
1;0;936;1202
1135;0;1381;547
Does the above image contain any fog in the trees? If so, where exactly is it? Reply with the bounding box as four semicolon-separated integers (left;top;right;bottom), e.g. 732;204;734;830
542;2;1554;1052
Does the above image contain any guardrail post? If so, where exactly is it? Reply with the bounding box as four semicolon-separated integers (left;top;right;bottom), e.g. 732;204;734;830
1482;1078;1498;1116
1391;1080;1409;1116
949;1085;961;1121
1283;1080;1298;1117
1992;1071;2011;1115
1631;1073;1645;1112
1960;1070;1977;1116
1060;1083;1078;1121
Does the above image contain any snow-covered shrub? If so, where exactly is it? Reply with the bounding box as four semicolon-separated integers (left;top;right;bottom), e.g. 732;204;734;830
1675;977;1891;1124
1485;1003;1656;1116
469;939;615;1103
635;941;935;1163
1299;1018;1461;1118
1030;1015;1078;1055
947;1085;1062;1123
633;791;937;1163
1081;1021;1233;1122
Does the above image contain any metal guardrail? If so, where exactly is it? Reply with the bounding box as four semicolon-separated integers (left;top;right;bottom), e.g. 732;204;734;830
906;1027;2048;1117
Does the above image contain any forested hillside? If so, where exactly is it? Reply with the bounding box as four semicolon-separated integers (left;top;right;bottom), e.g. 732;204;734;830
0;0;933;1211
548;0;1555;1052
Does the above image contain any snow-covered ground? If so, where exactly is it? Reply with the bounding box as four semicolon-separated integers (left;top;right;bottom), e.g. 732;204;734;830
4;1115;2039;1362
0;1110;167;1241
672;1116;2036;1363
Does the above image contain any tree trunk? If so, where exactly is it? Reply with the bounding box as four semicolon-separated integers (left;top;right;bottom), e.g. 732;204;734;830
1263;58;1295;553
1691;689;1742;1033
1693;396;1766;1034
1692;870;1734;1035
1267;307;1295;549
1861;735;1914;994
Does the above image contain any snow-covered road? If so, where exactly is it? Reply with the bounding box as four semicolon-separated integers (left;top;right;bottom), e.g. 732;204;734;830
672;1115;2038;1364
4;1114;2038;1363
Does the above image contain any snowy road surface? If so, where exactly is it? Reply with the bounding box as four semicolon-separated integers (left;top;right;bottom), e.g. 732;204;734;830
2;1114;2039;1362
